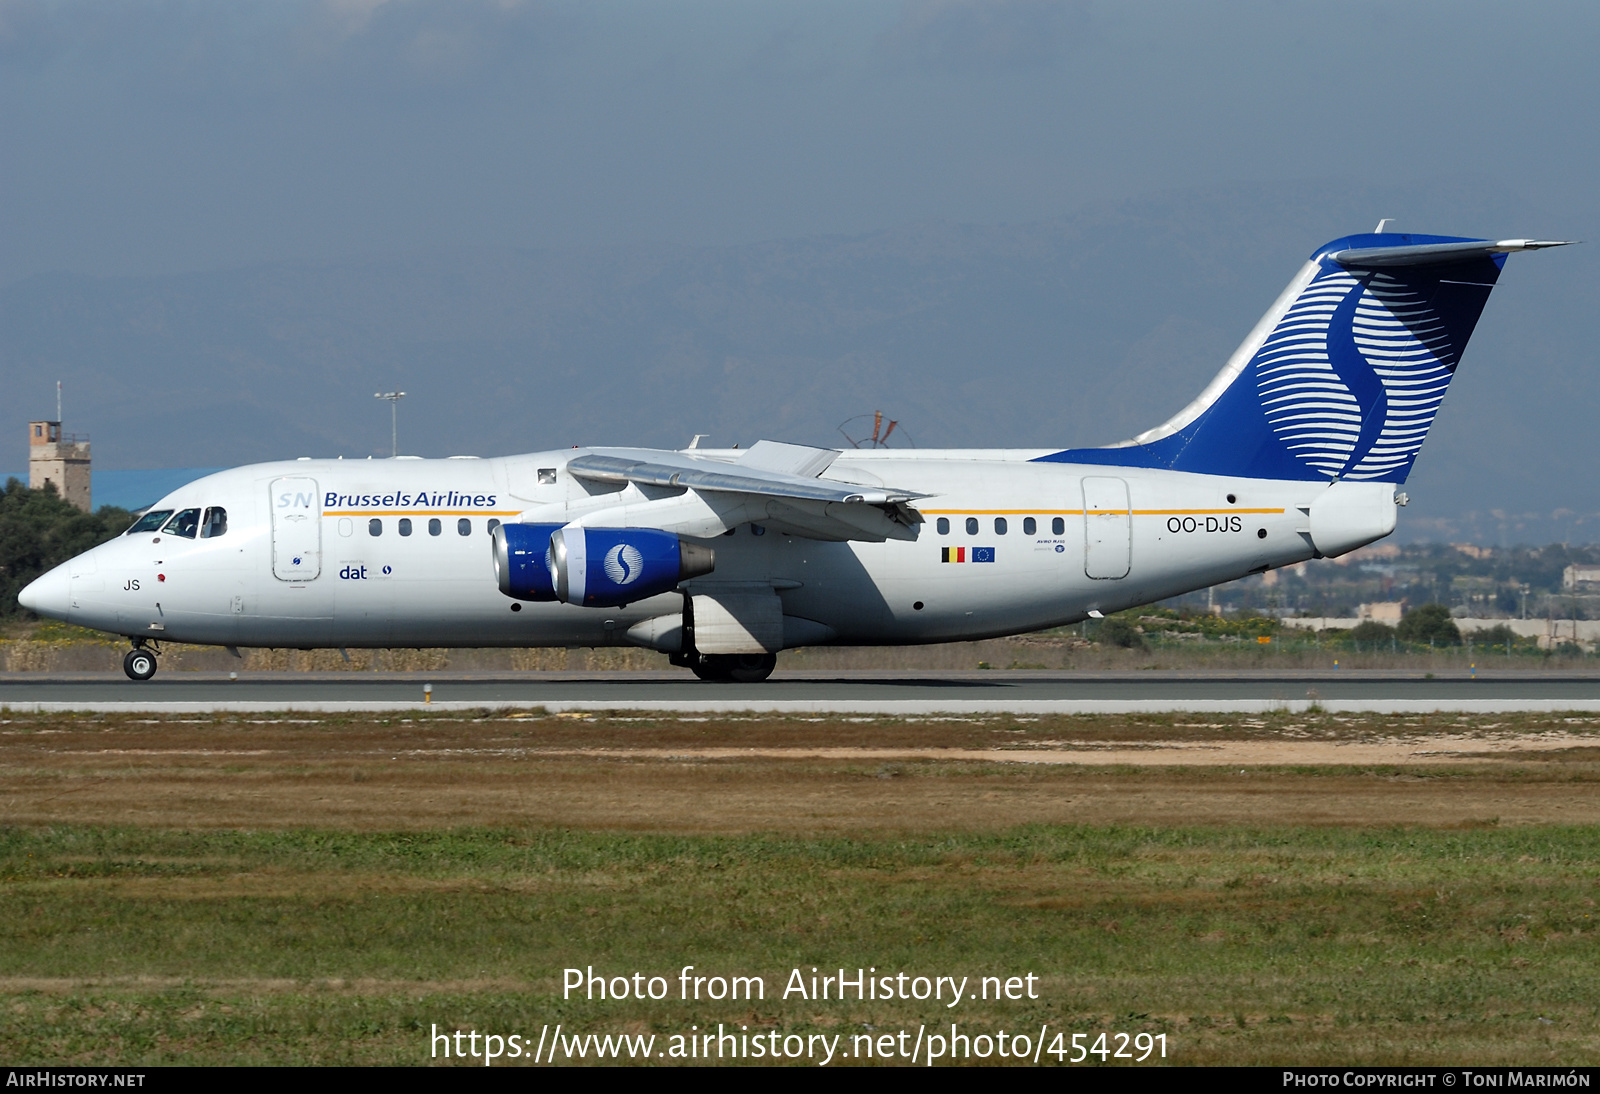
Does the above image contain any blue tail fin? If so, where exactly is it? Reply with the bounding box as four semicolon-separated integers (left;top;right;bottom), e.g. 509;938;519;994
1038;232;1568;483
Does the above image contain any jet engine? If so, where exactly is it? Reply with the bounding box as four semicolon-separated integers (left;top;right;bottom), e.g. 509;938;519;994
548;525;715;607
492;522;565;601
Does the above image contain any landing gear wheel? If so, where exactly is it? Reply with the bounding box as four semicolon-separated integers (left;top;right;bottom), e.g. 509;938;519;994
689;657;729;682
123;648;158;681
691;653;777;684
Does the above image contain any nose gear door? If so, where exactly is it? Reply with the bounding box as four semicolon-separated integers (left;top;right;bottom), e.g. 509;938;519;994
270;477;322;581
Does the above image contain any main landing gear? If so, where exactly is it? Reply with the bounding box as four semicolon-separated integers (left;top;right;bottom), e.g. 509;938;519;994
681;652;777;683
123;642;159;681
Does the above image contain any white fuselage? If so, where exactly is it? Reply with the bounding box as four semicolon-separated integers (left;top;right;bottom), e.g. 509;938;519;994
27;448;1396;650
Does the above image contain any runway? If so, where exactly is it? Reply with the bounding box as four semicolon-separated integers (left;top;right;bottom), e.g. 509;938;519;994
8;669;1600;713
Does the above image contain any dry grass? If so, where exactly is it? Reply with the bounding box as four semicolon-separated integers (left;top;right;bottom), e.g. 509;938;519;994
4;618;1593;674
4;710;1600;833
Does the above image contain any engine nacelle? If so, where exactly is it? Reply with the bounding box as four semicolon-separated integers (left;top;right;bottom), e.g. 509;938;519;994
492;522;565;601
549;526;715;607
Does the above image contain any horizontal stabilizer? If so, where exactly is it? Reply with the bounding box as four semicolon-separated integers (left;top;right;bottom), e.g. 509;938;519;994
1331;239;1575;268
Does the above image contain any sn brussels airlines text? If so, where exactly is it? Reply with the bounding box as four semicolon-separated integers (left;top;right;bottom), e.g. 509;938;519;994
322;490;498;509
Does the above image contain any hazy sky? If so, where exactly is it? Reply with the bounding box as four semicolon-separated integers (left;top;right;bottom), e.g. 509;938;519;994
4;0;1599;284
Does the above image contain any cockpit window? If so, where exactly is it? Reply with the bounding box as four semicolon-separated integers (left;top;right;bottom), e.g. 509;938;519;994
127;510;173;535
162;508;202;539
201;507;228;538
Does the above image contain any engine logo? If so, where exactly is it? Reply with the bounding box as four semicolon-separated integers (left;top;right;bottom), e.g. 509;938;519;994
603;543;646;585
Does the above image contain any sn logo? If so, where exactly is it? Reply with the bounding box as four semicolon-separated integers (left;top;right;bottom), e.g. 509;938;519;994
602;544;645;585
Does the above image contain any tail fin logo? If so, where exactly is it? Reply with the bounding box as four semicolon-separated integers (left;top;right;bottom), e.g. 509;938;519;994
1256;267;1456;481
1032;232;1558;483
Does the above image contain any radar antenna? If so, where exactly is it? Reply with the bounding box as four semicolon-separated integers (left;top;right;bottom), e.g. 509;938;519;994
837;410;914;449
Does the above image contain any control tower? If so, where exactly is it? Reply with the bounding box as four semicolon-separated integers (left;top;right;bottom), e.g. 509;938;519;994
29;421;91;511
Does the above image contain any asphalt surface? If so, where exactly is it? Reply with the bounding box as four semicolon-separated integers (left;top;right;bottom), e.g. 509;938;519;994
7;670;1600;713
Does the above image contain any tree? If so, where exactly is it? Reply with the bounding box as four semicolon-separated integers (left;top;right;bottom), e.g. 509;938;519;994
1349;620;1395;644
1397;603;1460;646
1094;615;1145;650
1473;623;1518;647
0;479;133;619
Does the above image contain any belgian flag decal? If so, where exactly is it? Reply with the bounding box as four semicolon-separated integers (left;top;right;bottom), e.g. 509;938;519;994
941;547;995;563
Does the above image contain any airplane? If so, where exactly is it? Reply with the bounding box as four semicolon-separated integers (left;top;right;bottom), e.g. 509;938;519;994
18;228;1572;683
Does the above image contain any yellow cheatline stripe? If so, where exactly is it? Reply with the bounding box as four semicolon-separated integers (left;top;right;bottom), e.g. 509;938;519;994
322;510;524;517
920;507;1284;516
1135;508;1284;515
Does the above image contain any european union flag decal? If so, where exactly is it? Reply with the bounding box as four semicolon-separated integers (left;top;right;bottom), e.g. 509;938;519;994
941;546;996;563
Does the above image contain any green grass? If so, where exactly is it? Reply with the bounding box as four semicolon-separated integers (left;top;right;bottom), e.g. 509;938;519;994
3;825;1599;1064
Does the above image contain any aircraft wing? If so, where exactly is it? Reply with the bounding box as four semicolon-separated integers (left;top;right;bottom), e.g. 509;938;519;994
558;441;930;543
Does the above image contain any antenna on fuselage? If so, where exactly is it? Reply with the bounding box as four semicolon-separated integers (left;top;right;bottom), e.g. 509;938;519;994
374;391;407;457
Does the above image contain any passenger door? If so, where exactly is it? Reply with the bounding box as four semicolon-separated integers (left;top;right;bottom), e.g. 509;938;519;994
270;477;322;581
1082;476;1131;579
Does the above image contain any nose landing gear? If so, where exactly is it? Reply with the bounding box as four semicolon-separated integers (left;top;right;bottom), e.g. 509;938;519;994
123;642;159;681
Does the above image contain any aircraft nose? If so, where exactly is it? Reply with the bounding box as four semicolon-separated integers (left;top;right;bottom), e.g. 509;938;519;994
17;562;71;621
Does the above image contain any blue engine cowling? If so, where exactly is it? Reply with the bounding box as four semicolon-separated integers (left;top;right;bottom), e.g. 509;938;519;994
549;526;715;607
492;522;564;601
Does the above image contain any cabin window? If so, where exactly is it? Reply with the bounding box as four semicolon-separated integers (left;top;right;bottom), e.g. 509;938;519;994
428;518;442;536
458;518;472;536
994;517;1008;535
338;518;352;537
1052;517;1065;535
488;519;501;534
162;508;201;539
200;507;228;538
965;517;979;535
936;518;950;535
127;510;173;535
398;518;412;536
1023;517;1036;535
369;518;382;536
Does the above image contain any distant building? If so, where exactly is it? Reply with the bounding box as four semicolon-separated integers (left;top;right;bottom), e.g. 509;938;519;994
28;420;91;512
1563;564;1600;590
1358;601;1405;623
1332;542;1402;566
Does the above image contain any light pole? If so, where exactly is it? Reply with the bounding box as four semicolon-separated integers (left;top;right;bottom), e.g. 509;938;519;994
374;391;406;457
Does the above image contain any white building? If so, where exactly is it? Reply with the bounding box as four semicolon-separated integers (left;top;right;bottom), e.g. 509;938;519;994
1562;565;1600;590
1358;601;1405;623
